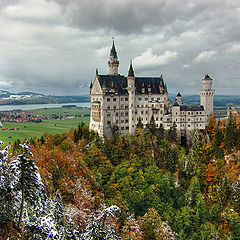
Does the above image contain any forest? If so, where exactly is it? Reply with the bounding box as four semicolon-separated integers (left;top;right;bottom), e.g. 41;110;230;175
1;114;240;239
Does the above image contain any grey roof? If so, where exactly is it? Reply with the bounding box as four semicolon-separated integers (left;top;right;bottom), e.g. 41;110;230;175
97;74;167;95
98;75;128;94
135;77;166;94
180;105;204;111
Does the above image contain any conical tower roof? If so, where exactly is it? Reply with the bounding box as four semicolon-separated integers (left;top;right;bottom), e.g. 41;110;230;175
128;61;135;77
110;39;118;59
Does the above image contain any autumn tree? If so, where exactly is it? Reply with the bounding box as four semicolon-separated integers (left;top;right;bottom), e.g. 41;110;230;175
121;215;144;240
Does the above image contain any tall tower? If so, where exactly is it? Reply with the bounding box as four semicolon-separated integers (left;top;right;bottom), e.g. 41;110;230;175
127;61;136;134
108;39;119;75
199;74;215;121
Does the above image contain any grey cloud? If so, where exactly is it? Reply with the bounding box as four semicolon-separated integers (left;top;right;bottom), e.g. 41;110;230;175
48;0;234;34
0;0;240;96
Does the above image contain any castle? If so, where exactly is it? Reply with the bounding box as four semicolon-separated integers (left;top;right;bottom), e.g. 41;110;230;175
89;40;215;142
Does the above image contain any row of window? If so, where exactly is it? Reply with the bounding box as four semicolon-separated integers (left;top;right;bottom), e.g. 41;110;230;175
138;97;162;101
107;112;129;117
92;98;102;102
174;118;202;122
107;97;128;102
107;105;129;110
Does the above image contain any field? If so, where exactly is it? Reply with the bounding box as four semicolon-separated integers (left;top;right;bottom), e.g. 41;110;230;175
29;107;90;116
0;107;90;145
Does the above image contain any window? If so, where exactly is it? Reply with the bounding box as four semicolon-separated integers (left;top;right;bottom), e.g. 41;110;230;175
121;127;124;130
151;98;154;101
121;112;124;117
116;112;119;117
125;119;128;123
107;121;111;125
125;112;128;116
125;98;128;101
141;110;144;114
107;98;110;102
138;97;142;101
126;126;129;130
113;98;116;102
145;110;148;114
107;112;111;117
121;120;124;123
107;106;110;109
156;117;159;121
145;98;148;101
113;106;116;110
188;124;191;127
121;98;124;101
116;119;119;123
188;112;190;115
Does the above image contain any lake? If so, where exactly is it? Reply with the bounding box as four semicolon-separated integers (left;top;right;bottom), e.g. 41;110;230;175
0;102;90;111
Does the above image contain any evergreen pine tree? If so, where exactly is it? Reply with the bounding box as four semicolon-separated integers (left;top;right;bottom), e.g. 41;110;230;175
217;175;232;210
168;122;177;142
0;146;18;224
147;115;157;134
12;143;46;230
224;113;236;153
81;205;120;240
233;177;240;213
136;117;144;129
54;190;65;235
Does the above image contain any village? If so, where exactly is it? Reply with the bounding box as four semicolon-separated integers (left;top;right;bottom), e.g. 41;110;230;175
0;108;89;131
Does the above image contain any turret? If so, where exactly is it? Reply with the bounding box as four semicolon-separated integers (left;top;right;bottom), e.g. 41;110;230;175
176;92;182;105
108;38;119;75
127;61;136;135
199;74;215;122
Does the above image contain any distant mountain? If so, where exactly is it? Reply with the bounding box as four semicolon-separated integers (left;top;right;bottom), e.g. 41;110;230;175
0;90;90;105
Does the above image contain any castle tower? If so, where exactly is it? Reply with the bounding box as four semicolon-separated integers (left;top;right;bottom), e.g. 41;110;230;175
199;74;215;121
127;61;136;134
108;39;119;75
176;92;183;105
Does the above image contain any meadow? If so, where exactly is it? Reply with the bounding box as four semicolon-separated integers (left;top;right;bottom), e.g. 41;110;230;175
0;107;90;145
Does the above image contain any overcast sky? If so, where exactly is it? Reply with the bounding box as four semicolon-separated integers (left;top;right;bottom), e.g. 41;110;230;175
0;0;239;96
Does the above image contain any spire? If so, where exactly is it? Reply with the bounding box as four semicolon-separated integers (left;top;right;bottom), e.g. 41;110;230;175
128;60;135;77
110;37;118;59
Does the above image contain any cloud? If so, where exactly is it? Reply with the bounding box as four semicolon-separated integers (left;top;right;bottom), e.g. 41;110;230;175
227;43;240;53
96;46;109;58
0;0;240;95
48;0;232;34
194;50;216;63
133;48;178;70
183;64;191;68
